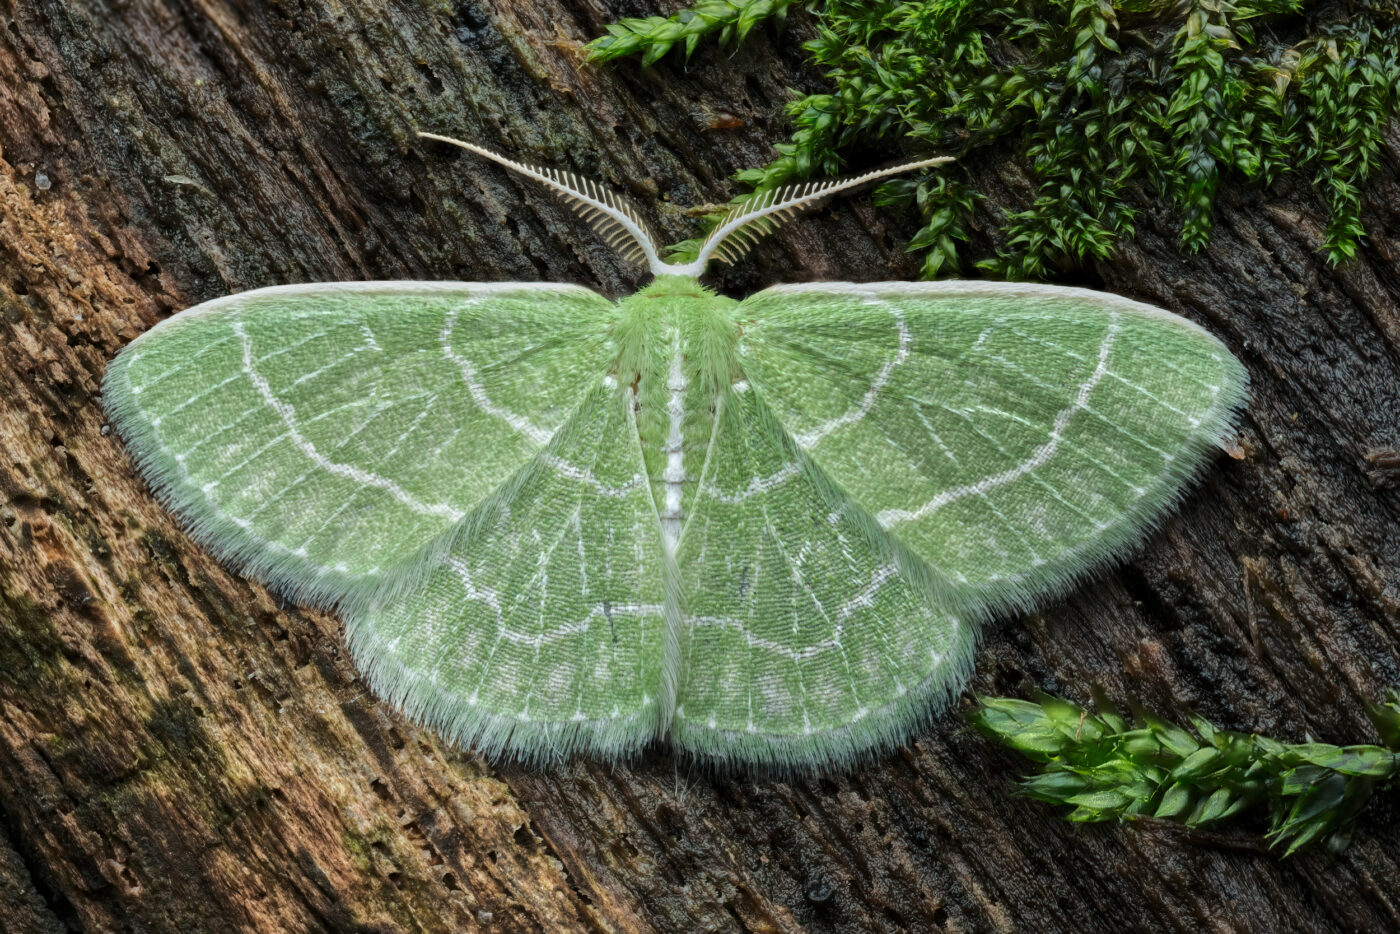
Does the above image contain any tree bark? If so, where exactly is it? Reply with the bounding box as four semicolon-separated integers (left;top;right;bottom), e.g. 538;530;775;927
2;1;1399;931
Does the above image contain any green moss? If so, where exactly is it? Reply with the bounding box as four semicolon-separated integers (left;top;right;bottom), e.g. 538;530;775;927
590;0;1400;275
591;0;801;64
0;592;68;685
145;696;228;776
342;830;375;872
969;688;1400;856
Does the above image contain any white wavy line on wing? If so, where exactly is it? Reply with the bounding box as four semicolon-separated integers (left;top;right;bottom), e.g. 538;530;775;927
235;321;464;521
878;314;1121;527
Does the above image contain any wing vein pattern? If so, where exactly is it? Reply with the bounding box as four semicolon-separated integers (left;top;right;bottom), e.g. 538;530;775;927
104;281;617;610
735;281;1248;612
107;276;1247;770
345;381;668;762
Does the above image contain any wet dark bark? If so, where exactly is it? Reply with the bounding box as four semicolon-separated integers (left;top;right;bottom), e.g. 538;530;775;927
2;1;1399;931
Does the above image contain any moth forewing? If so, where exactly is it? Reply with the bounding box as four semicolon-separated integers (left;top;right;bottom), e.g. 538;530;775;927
733;281;1249;616
102;281;618;614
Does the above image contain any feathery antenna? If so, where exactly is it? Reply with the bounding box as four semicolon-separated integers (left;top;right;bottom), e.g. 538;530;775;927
419;132;664;274
667;156;956;277
421;133;952;278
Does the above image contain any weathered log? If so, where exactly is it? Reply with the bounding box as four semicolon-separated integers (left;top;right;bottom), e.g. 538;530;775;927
1;0;1398;930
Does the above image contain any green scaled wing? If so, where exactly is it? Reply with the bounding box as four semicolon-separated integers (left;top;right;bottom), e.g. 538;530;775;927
103;282;617;609
346;380;669;763
670;383;975;771
735;282;1248;612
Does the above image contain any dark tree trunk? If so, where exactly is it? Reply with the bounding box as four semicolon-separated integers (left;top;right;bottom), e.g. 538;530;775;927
2;1;1399;931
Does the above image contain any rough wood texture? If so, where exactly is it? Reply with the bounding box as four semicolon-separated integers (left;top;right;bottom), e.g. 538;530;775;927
2;1;1399;931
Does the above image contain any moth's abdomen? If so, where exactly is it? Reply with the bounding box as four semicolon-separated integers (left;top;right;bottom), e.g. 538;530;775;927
615;278;741;554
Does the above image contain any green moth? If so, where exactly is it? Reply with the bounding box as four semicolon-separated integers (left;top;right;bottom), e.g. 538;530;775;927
103;134;1248;770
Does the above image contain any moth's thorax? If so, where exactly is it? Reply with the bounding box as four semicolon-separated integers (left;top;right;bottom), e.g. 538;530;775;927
614;276;742;551
634;273;712;299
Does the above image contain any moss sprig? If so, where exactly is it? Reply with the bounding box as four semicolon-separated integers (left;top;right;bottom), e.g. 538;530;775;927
589;0;1400;275
969;689;1400;856
589;0;803;65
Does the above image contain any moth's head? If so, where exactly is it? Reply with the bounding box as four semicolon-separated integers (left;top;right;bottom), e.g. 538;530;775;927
418;132;952;280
